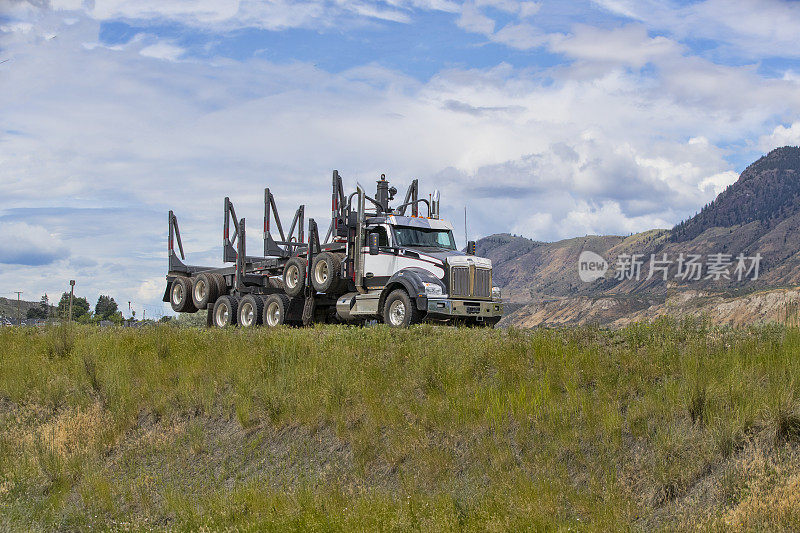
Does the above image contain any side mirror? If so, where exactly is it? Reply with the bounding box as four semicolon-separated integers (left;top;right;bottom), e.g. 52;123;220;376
467;240;476;255
369;233;379;255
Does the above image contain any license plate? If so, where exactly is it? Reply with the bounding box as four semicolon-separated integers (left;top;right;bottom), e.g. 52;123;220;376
466;306;480;314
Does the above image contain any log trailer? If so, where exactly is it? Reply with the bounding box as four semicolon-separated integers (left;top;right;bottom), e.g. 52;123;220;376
164;171;503;328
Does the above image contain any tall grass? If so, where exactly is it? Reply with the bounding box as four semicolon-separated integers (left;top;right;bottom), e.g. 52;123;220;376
1;319;799;530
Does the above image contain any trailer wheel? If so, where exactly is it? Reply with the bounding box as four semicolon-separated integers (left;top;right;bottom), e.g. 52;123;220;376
211;273;228;298
170;276;197;313
263;294;291;327
192;273;218;310
311;252;343;294
238;295;263;328
213;295;238;327
282;258;306;297
382;289;419;328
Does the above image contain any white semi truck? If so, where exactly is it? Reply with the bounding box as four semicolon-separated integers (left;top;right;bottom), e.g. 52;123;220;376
164;171;503;328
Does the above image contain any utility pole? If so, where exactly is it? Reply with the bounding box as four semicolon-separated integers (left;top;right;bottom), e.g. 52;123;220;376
14;291;22;325
68;280;75;323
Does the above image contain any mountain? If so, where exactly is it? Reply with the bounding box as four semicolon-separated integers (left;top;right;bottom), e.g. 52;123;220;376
482;146;800;326
672;147;800;242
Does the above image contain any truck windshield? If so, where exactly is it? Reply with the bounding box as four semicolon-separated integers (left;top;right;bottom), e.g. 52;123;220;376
393;227;456;250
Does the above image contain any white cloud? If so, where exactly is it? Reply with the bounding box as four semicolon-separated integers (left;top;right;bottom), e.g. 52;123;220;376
453;2;547;49
698;171;738;196
139;41;185;61
51;0;85;10
52;0;451;31
758;122;800;152
0;222;69;266
518;2;541;18
348;2;411;23
0;22;34;34
474;0;523;13
457;2;495;35
89;0;241;24
492;23;546;50
593;0;800;59
591;0;637;19
511;199;672;241
550;24;682;67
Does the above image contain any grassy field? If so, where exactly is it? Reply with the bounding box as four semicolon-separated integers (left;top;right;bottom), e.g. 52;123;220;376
1;320;800;531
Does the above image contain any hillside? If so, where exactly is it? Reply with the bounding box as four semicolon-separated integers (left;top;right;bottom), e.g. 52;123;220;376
503;287;800;329
0;296;49;320
672;147;800;242
2;324;800;530
482;147;800;326
477;231;666;303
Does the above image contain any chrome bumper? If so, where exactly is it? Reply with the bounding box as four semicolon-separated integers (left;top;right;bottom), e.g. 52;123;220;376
426;297;503;320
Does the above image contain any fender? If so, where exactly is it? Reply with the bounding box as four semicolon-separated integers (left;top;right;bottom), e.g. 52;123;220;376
380;267;446;312
162;276;177;303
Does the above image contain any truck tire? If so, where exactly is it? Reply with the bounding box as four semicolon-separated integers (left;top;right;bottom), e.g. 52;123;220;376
170;276;197;313
212;295;238;327
263;294;291;328
192;273;218;310
211;273;228;298
282;257;306;297
383;289;420;328
311;252;343;294
238;294;263;328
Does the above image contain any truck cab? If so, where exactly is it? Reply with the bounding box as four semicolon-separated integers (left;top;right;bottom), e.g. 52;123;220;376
334;179;503;327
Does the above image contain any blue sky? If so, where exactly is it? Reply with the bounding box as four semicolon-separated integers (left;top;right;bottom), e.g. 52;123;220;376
3;0;800;316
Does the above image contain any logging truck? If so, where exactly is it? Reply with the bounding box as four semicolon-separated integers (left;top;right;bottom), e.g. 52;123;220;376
164;172;503;327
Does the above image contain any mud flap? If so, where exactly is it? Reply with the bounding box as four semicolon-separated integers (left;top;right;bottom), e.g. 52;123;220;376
302;296;315;326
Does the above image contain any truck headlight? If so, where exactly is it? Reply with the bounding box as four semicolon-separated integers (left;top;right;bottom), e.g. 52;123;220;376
423;282;443;296
492;286;501;299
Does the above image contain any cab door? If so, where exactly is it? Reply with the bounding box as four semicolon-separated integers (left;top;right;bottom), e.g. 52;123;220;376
362;225;393;289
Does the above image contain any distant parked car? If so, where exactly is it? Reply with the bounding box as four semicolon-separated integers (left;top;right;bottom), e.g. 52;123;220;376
1;318;13;326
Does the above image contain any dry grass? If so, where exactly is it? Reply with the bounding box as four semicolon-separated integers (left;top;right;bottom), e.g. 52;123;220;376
0;319;799;530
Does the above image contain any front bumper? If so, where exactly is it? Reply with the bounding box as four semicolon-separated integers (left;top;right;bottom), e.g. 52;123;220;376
425;297;503;322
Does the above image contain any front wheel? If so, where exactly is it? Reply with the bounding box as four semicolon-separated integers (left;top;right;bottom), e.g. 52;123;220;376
382;289;420;328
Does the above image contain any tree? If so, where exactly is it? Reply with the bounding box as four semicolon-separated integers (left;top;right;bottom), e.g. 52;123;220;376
39;294;50;318
25;294;50;319
57;292;90;320
95;295;119;320
26;307;46;319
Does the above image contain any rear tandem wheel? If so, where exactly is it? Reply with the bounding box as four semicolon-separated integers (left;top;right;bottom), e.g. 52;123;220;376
212;295;238;327
238;295;263;328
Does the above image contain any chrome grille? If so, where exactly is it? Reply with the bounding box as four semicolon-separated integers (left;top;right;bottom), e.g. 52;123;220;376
451;266;470;297
474;268;491;298
449;265;492;299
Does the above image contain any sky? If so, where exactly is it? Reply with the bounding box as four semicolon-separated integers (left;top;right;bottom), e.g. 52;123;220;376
3;0;800;317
